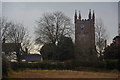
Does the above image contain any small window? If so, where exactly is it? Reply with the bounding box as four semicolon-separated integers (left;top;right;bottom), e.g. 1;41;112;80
80;24;84;28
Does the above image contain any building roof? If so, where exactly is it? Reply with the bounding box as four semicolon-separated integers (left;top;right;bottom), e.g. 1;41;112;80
21;54;43;62
2;43;21;53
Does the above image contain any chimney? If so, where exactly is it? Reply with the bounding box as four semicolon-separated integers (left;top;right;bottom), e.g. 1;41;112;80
105;40;107;48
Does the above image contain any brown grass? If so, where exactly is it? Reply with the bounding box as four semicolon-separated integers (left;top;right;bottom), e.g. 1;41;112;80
8;69;119;78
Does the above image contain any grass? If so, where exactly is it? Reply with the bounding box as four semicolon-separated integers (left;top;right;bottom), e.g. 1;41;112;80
7;69;119;78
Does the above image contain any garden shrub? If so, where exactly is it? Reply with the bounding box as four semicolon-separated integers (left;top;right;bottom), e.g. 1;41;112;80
105;59;118;69
10;59;118;71
2;54;11;76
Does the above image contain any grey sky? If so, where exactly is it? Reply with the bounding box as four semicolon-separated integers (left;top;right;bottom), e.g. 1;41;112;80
0;2;2;79
2;0;120;2
118;1;120;36
118;2;120;24
2;2;118;45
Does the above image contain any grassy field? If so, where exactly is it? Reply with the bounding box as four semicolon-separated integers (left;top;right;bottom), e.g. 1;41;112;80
8;69;119;78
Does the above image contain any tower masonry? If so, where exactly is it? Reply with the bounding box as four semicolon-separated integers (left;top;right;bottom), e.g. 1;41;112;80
75;9;97;61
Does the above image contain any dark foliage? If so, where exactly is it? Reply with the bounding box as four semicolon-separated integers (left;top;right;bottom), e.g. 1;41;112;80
103;43;120;59
11;60;112;72
104;59;118;70
103;38;120;70
2;54;11;76
56;36;74;61
40;43;57;60
11;61;65;71
40;36;74;61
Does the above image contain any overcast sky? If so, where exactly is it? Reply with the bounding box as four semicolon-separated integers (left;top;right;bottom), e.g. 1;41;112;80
118;2;120;36
1;0;120;2
2;2;118;45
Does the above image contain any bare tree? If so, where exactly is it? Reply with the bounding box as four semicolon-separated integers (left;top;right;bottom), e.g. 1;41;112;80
35;11;73;45
1;18;32;53
95;18;108;59
1;18;12;41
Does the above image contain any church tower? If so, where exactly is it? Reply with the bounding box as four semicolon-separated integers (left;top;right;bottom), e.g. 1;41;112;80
75;9;97;61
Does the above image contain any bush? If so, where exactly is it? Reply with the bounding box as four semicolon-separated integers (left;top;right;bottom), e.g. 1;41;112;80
70;60;105;69
11;61;65;71
11;59;118;71
104;59;118;69
64;60;73;69
2;54;11;76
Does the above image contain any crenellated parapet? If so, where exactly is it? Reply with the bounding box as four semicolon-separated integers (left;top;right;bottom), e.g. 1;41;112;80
74;9;95;23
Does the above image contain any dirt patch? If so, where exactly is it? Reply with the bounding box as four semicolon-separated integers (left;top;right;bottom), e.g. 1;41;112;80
8;70;119;78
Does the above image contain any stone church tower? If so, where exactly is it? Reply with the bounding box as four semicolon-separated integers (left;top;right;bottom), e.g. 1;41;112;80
75;9;97;61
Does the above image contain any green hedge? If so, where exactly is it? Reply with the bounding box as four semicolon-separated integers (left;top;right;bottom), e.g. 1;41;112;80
11;61;65;71
11;59;119;71
104;59;118;69
2;54;11;76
